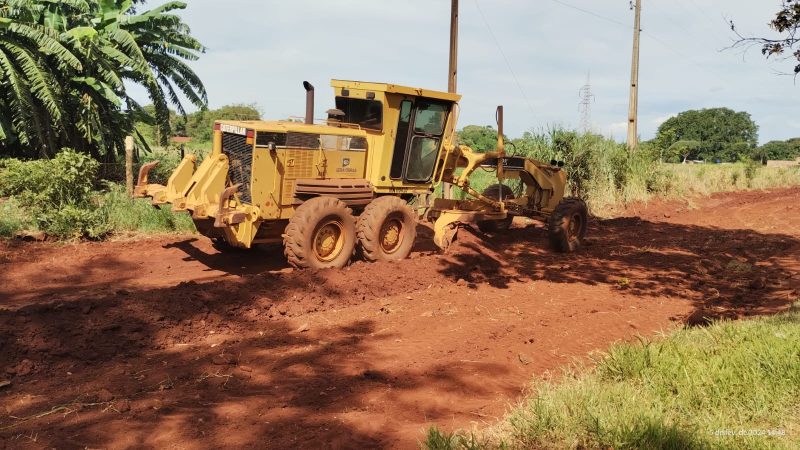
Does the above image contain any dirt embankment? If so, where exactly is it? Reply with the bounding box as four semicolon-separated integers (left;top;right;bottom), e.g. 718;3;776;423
1;188;798;449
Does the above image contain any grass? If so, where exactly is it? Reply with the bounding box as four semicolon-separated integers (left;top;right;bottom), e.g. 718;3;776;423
0;188;196;240
98;184;196;236
459;162;800;216
424;302;800;450
663;163;800;197
0;197;29;237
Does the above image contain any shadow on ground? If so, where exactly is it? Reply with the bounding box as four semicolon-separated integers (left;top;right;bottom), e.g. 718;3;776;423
0;216;798;447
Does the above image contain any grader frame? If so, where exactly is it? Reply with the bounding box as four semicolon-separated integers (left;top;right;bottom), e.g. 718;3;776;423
134;80;587;269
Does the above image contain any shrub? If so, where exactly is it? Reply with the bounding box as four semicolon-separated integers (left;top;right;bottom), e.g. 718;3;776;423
98;183;195;234
481;128;670;211
0;149;98;209
0;149;107;238
0;198;28;237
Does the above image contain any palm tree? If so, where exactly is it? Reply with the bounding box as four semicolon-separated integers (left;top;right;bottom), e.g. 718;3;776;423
0;0;207;158
0;0;82;157
123;1;208;135
62;0;207;154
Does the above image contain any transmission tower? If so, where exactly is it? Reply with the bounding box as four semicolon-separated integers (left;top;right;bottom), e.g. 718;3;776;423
578;72;595;133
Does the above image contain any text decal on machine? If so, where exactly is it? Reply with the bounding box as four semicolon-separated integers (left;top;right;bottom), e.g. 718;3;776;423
219;124;247;135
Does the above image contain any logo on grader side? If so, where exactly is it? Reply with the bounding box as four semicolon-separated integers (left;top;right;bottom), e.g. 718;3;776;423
219;124;247;136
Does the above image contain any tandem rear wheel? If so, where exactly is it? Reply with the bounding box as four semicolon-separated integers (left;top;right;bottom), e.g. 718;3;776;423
283;196;357;270
357;196;417;262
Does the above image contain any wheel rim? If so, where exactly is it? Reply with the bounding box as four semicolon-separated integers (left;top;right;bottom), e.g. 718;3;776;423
313;219;345;262
380;215;404;254
567;213;583;241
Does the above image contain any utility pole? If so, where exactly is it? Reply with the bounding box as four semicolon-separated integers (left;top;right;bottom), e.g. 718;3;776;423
627;0;641;151
443;0;459;199
125;136;135;196
448;0;459;93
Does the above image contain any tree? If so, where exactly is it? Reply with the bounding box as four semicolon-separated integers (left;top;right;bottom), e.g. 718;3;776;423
667;140;702;163
652;108;759;162
456;125;504;152
0;1;83;156
733;1;800;74
185;104;261;142
753;139;800;162
0;0;206;158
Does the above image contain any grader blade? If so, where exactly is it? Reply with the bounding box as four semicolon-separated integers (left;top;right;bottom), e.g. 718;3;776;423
433;209;508;250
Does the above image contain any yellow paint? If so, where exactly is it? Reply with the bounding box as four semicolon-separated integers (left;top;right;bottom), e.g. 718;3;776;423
134;79;568;251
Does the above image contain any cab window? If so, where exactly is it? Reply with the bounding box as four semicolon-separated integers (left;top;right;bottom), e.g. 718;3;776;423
414;101;447;135
334;97;383;130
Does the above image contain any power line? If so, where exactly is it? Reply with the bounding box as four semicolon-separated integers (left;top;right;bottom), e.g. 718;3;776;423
547;0;628;28
545;0;725;81
473;0;538;121
647;0;697;38
640;30;722;80
684;0;718;25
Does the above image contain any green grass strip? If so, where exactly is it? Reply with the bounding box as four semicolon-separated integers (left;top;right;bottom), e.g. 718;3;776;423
425;302;800;450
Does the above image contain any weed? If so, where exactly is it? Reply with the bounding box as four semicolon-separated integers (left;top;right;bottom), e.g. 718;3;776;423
0;150;196;239
424;428;486;450
425;306;800;449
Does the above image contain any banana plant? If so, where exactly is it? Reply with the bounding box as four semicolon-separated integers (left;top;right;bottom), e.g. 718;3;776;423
0;0;206;158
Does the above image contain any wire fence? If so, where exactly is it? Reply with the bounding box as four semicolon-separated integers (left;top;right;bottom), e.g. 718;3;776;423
97;144;207;185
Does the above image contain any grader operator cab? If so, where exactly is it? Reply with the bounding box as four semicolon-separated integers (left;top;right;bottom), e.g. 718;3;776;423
135;80;587;269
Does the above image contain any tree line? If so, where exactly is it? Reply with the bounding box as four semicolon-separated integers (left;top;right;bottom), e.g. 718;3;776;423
136;104;261;145
458;107;800;164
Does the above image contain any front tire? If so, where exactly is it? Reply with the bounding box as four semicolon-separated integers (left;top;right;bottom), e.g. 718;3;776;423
357;196;417;262
548;197;588;252
284;196;356;269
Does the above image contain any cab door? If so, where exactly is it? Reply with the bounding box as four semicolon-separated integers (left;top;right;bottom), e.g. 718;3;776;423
389;99;451;184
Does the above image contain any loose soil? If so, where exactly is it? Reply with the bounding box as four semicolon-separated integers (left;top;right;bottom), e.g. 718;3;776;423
1;188;799;449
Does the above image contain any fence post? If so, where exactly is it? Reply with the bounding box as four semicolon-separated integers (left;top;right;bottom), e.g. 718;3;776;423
125;136;135;196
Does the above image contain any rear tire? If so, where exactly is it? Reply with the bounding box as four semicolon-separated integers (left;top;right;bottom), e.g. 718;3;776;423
357;196;417;262
548;197;588;252
284;196;356;269
477;184;515;233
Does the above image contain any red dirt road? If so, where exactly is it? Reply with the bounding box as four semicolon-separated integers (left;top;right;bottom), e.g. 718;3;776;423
1;188;799;449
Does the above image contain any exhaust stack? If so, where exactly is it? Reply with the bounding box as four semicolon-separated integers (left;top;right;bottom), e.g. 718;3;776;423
496;105;505;184
303;81;314;125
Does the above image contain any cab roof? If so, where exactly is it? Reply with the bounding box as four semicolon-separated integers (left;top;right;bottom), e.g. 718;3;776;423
330;80;461;102
216;120;369;136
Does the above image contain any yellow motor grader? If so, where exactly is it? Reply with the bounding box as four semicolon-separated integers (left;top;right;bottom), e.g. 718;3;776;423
135;80;587;269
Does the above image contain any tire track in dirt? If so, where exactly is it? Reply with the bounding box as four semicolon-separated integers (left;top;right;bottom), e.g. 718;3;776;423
1;187;798;448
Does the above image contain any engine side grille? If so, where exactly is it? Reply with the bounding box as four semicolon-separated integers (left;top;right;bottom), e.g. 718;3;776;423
221;132;253;204
281;149;316;205
287;132;321;149
256;132;287;147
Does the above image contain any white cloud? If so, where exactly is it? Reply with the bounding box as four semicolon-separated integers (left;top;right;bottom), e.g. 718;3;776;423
652;114;677;126
607;121;629;138
145;0;800;144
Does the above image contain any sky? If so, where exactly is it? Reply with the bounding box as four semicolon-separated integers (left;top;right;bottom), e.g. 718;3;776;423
134;0;800;144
